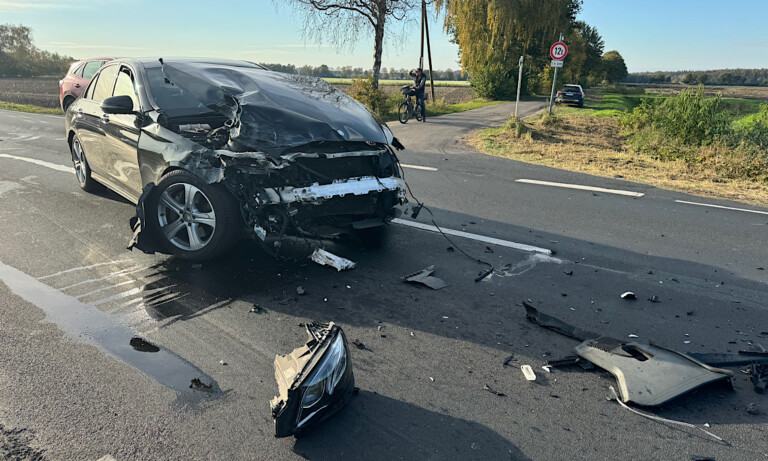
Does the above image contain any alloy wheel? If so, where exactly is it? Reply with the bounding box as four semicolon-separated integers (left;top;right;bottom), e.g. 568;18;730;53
157;183;217;252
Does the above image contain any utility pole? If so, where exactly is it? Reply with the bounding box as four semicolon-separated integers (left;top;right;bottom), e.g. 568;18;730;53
514;55;523;117
548;32;564;114
421;0;436;103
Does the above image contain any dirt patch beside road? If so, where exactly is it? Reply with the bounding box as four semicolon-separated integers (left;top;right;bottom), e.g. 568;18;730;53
0;78;60;109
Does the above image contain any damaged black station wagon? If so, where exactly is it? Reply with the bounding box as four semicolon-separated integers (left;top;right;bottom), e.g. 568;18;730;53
65;58;406;260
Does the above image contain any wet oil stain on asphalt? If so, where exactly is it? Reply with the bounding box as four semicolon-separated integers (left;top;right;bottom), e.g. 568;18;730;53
0;259;220;397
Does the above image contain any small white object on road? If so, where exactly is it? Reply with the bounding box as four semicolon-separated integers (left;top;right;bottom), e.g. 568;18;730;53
310;248;356;271
516;179;645;197
621;292;637;300
400;163;438;172
628;334;639;338
521;365;536;381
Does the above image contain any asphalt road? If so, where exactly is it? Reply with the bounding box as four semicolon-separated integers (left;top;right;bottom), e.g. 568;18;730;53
0;102;767;461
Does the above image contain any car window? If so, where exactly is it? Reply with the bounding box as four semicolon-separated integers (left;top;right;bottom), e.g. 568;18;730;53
91;65;119;102
113;67;139;110
83;75;98;99
82;61;103;81
73;63;85;78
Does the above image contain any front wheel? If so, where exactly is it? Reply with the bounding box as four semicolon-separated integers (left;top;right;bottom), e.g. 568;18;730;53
147;170;241;261
398;102;410;124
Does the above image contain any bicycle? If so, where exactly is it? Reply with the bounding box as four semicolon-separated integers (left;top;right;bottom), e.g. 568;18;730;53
397;85;424;124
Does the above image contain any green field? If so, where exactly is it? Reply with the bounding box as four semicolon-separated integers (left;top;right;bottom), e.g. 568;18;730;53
0;101;63;115
323;78;471;87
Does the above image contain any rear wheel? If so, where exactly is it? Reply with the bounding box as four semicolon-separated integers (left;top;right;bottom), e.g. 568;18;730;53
398;102;410;124
70;135;98;192
147;170;241;261
62;96;75;112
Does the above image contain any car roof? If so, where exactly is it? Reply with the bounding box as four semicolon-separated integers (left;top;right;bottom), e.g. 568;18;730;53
109;57;265;70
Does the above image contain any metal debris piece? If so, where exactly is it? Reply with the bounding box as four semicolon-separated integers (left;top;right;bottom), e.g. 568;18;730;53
402;265;449;290
523;301;599;341
475;267;493;283
521;365;536;381
250;304;267;314
484;384;506;396
688;351;768;366
351;339;369;351
647;295;660;303
628;334;639;338
751;363;767;394
310;249;356;271
578;340;733;406
608;386;723;441
219;360;227;366
621;292;637;300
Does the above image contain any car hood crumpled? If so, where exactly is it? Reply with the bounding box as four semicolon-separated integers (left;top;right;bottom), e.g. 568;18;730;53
161;62;388;158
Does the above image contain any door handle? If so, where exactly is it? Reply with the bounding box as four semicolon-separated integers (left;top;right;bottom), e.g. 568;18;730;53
100;114;110;124
75;84;81;88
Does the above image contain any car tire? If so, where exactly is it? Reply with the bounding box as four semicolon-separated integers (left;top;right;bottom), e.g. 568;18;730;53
62;96;75;112
147;170;242;261
578;100;584;108
70;134;99;192
354;224;389;248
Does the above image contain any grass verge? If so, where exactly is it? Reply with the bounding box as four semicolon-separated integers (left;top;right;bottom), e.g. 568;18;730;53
471;112;768;207
0;101;63;115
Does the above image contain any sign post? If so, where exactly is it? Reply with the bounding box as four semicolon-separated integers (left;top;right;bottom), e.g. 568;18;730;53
514;56;523;117
548;35;567;114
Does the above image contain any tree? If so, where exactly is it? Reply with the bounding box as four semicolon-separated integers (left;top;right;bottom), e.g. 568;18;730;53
436;0;583;98
602;50;628;83
281;0;418;89
0;24;72;77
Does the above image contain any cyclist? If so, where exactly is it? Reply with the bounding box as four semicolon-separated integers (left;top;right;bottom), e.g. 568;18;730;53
409;68;427;122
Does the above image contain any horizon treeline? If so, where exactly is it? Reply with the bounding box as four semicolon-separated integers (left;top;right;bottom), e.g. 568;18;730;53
627;69;768;86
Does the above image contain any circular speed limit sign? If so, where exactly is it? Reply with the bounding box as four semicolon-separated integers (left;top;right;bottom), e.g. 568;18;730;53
550;42;568;60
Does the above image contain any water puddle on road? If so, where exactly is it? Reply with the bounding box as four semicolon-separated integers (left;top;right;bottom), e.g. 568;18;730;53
0;259;220;398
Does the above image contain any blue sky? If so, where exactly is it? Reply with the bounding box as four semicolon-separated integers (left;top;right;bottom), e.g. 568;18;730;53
1;0;765;73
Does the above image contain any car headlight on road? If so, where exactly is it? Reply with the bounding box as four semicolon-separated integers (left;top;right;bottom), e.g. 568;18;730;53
271;322;354;437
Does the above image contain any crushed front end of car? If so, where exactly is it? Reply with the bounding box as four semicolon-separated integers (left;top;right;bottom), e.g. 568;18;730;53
271;322;354;437
130;60;406;253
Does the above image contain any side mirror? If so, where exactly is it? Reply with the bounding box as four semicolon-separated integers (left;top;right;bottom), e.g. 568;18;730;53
101;95;134;114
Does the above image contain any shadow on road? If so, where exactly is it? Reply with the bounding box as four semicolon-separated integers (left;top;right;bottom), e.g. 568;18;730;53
292;390;529;460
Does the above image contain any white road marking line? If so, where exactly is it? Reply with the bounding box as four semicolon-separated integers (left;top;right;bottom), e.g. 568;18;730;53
516;179;644;197
391;218;552;255
0;153;72;173
401;163;438;172
675;200;768;216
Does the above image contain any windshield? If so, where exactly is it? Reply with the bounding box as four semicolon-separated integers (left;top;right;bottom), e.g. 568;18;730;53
146;68;216;117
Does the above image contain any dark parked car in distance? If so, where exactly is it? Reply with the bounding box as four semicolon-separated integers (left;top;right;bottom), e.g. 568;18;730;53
556;84;584;108
65;58;406;261
59;57;112;111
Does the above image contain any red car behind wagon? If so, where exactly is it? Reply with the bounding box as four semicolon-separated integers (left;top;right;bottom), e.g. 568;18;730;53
58;57;112;111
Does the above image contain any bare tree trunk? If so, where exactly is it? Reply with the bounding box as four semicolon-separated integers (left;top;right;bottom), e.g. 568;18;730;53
371;2;386;90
